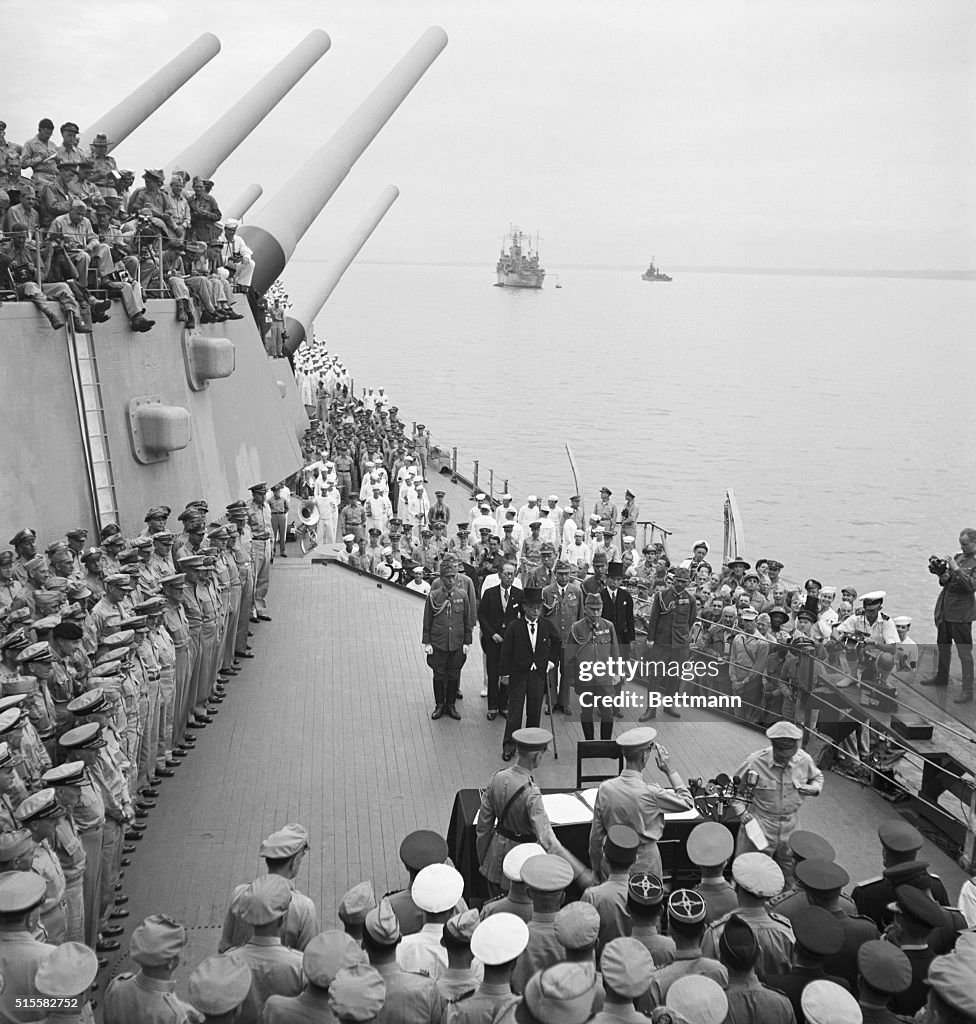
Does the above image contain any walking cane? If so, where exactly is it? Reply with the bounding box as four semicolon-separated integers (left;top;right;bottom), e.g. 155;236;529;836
544;665;558;760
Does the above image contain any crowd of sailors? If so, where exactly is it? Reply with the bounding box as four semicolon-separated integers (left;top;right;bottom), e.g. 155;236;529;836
0;117;262;335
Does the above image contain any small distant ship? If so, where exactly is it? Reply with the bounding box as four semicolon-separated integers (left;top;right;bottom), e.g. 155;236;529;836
495;227;545;289
641;258;672;282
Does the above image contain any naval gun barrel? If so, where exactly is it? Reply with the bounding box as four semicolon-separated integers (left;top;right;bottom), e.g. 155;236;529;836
224;185;264;221
81;33;221;152
283;185;400;354
241;25;448;295
167;30;331;179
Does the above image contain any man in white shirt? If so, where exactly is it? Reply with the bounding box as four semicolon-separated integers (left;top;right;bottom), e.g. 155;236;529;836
563;530;592;574
517;496;541;529
396;865;465;981
471;504;498;538
893;615;918;674
405;566;431;595
220;218;255;289
536;509;558;548
495;494;517;529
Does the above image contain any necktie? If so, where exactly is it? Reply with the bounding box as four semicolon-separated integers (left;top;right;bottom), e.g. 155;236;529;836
501;588;508;611
528;622;536;649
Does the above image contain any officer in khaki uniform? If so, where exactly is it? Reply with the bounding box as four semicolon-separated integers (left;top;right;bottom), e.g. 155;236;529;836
225;501;255;659
104;914;198;1023
34;938;100;1023
248;482;273;621
688;822;738;925
0;871;57;1022
187;952;252;1022
566;593;621;740
159;574;192;753
43;759;104;949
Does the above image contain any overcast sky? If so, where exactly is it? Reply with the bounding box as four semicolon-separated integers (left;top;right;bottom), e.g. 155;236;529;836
7;0;975;270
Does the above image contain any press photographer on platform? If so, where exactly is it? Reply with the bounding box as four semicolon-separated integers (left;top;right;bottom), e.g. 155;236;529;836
921;527;976;704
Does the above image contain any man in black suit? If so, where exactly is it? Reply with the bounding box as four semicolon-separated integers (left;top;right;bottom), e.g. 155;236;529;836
478;561;522;720
602;562;637;722
499;587;562;761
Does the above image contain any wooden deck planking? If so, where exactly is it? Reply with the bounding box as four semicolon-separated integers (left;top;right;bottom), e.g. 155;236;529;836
104;556;968;1009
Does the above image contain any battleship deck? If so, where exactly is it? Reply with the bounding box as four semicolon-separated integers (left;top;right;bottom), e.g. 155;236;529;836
109;551;969;1011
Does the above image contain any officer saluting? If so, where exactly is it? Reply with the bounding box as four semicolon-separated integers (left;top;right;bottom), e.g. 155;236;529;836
476;729;594;892
588;726;694;881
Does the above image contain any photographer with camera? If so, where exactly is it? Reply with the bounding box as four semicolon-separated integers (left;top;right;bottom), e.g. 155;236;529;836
921;529;976;703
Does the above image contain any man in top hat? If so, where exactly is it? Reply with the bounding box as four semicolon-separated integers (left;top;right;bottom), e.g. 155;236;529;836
498;587;560;759
921;526;976;703
702;853;794;977
248;483;273;621
643;564;698;720
588;726;694;881
851;820;950;930
565;592;621;740
731;720;824;883
476;729;593;894
103;913;198;1023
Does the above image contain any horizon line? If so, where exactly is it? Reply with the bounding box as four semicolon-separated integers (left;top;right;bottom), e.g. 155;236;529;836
288;258;976;281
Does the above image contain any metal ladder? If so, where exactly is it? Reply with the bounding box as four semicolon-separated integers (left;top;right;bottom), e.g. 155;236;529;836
65;322;121;529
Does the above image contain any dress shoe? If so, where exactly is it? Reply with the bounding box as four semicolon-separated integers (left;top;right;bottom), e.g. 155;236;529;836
544;705;551;715
156;768;176;778
236;651;254;659
663;708;681;719
446;705;461;720
639;708;658;722
110;907;130;918
120;858;131;867
431;705;444;720
115;894;129;904
95;939;120;953
186;720;207;729
172;751;188;759
164;758;181;767
502;748;515;762
257;614;272;621
480;687;488;698
97;957;109;969
919;676;949;687
487;711;497;721
122;845;136;854
552;704;564;714
498;708;507;718
101;924;125;938
129;822;147;831
954;691;974;704
124;831;143;842
456;690;463;700
248;631;254;636
141;788;159;798
134;808;149;818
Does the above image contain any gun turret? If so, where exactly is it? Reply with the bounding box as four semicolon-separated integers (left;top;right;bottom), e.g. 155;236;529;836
81;34;221;152
241;26;448;296
167;30;331;179
224;185;264;222
283;186;400;355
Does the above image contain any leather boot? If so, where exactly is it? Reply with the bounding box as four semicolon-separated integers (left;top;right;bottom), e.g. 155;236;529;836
176;298;188;322
130;312;155;333
581;719;594;740
599;720;614;740
184;300;196;327
35;299;65;330
71;312;93;334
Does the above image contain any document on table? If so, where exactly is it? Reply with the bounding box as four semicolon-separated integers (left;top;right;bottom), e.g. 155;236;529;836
541;792;595;825
577;787;700;821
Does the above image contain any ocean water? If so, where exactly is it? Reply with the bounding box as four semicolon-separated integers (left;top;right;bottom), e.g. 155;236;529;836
312;263;975;641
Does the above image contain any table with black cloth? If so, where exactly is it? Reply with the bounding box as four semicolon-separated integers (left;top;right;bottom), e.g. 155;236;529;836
447;788;738;906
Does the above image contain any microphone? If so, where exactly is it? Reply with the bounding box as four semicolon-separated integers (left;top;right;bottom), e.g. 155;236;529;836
731;775;741;789
714;773;730;789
